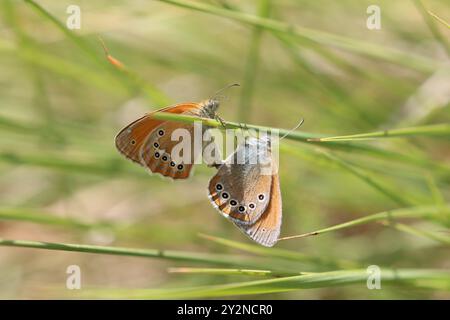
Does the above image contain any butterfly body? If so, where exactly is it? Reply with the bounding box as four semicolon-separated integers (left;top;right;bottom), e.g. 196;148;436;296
115;99;219;180
208;136;282;247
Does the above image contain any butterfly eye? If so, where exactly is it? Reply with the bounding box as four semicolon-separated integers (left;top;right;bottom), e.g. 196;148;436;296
153;142;159;148
258;194;265;202
158;129;165;137
248;203;256;210
177;164;184;171
221;192;229;200
154;152;160;158
170;161;176;167
131;140;136;145
229;200;237;207
162;155;169;162
238;206;246;213
215;183;223;191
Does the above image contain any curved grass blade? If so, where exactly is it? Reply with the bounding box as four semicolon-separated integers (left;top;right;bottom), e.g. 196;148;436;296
199;233;357;269
381;221;450;246
281;145;416;206
278;205;450;241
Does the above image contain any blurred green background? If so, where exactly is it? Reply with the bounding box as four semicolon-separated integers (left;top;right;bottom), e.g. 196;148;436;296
0;0;449;299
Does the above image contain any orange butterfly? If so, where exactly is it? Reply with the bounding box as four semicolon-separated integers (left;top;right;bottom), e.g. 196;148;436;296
115;99;223;180
114;80;245;180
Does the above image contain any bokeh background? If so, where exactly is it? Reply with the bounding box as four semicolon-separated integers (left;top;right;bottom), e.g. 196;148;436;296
0;0;449;299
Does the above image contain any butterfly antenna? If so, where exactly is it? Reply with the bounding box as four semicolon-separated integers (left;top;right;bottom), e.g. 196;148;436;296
212;83;240;101
280;118;304;141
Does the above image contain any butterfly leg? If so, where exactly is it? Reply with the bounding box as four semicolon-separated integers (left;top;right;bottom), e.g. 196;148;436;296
208;160;223;169
215;114;228;129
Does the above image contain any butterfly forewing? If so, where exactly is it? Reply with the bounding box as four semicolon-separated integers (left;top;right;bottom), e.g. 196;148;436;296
140;120;205;179
115;115;164;164
115;103;199;164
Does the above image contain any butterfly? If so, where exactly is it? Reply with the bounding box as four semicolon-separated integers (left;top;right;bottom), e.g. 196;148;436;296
115;85;239;180
115;99;222;180
207;136;282;247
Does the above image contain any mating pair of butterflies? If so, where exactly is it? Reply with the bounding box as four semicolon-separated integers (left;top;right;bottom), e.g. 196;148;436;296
115;98;281;247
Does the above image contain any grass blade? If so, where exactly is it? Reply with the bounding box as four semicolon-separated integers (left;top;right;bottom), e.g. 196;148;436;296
238;0;272;121
413;0;450;56
427;10;450;28
381;221;450;246
168;267;302;277
74;269;450;298
0;208;108;230
278;205;450;241
199;233;357;268
0;238;284;269
309;123;450;142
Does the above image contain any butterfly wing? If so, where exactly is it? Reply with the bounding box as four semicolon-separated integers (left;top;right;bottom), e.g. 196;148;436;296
208;161;282;247
208;164;272;225
139;118;208;180
207;140;273;225
115;103;199;165
208;137;282;247
237;172;282;247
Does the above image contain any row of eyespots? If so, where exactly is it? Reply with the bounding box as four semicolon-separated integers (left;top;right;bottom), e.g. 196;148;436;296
151;134;184;171
153;151;184;171
215;183;265;214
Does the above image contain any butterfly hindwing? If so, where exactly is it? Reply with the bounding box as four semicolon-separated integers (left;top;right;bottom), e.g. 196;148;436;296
236;172;282;247
208;137;282;246
208;164;272;225
207;138;274;225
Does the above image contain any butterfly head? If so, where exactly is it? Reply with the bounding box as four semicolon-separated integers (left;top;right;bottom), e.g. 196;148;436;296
200;98;220;118
201;83;240;118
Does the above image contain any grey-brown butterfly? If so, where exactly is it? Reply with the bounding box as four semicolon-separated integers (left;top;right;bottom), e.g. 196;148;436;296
208;135;282;247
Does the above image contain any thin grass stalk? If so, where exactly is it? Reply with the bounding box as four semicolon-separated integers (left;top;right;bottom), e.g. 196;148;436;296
310;123;450;142
413;0;450;56
426;10;450;28
278;205;450;241
238;0;272;121
0;238;278;269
